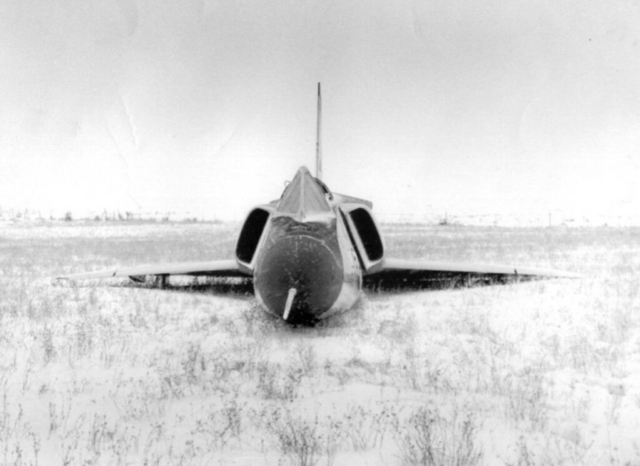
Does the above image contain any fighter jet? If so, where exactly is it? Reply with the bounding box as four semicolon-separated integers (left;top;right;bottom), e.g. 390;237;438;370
61;84;579;325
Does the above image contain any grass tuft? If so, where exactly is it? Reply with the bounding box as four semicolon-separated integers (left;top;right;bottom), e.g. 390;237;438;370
395;407;483;466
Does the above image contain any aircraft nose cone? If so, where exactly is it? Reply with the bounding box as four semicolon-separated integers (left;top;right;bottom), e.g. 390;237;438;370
276;166;332;221
254;234;343;324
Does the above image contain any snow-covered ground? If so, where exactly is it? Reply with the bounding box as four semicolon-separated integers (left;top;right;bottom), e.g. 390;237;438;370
0;222;638;465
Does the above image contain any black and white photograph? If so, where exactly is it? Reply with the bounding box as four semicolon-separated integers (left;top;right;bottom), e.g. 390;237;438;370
1;0;639;464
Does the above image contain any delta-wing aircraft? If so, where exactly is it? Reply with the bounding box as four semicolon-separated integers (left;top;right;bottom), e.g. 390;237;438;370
61;85;579;325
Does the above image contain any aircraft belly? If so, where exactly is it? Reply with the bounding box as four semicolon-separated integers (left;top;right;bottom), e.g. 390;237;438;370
319;278;360;319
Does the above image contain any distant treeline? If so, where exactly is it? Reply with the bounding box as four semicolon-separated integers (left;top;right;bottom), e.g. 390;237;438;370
0;207;222;224
2;206;639;227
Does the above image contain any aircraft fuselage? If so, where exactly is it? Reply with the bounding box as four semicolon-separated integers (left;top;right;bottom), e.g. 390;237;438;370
251;167;362;324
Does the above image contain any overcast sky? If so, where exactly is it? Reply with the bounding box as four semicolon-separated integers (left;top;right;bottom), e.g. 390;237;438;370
1;0;639;221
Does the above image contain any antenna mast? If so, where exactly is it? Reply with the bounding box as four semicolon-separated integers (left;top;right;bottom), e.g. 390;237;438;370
316;83;322;180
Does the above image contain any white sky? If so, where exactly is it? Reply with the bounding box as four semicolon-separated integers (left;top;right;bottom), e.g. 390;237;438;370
0;0;639;221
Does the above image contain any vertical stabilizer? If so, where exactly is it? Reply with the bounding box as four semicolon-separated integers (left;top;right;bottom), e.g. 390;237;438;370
316;83;322;180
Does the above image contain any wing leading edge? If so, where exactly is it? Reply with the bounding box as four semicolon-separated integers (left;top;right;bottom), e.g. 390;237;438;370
59;260;249;281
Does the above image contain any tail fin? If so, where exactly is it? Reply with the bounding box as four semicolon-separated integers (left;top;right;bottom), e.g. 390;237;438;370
315;83;322;180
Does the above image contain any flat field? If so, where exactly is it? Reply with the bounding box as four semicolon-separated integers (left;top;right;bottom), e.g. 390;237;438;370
0;221;639;465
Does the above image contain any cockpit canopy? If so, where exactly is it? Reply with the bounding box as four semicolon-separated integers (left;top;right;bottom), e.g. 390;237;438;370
276;166;333;220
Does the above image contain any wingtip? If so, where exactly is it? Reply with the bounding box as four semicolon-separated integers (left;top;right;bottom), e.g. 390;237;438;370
55;269;119;280
524;269;583;279
535;269;583;279
52;276;70;286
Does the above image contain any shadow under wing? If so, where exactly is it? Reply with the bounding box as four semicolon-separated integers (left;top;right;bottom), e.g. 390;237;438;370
365;258;580;291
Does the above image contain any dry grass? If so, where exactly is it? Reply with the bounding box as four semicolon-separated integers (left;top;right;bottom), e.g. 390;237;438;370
1;221;639;465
